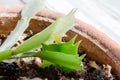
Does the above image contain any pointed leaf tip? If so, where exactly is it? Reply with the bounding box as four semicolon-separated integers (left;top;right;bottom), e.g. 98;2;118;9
70;8;77;14
79;54;86;61
68;35;77;44
74;41;81;48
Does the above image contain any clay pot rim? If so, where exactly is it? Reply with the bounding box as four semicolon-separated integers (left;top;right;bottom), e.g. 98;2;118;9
0;5;120;59
0;5;120;78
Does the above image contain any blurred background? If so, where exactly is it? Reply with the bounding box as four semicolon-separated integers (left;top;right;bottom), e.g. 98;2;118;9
0;0;120;44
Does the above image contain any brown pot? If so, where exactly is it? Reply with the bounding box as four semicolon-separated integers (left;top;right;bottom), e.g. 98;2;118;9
0;6;120;78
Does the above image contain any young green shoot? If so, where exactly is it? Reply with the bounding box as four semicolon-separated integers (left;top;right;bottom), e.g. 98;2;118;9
37;36;86;71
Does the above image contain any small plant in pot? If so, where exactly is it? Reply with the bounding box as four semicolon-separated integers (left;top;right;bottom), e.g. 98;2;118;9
0;0;120;80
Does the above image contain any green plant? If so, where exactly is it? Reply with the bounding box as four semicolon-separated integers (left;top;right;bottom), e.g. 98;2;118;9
0;0;85;72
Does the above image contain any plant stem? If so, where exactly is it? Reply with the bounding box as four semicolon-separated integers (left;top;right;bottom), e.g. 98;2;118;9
0;50;12;61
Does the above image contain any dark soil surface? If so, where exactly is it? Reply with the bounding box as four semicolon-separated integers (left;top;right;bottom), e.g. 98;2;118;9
0;35;119;80
0;57;118;80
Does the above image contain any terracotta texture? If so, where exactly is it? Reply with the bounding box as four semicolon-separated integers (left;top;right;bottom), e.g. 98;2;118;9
0;6;120;78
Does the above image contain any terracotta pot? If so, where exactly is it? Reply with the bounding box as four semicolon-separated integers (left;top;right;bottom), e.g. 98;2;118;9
0;6;120;78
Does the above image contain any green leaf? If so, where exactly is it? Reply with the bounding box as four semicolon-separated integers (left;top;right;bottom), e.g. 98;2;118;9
12;52;36;58
14;9;75;54
0;49;12;61
79;54;86;61
41;60;54;68
42;36;81;55
36;51;83;71
41;36;84;71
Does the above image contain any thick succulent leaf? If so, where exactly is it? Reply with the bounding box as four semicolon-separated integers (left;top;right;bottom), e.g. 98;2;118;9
36;51;83;71
45;9;76;44
41;36;84;70
0;49;12;61
12;52;36;58
0;0;46;51
22;0;46;18
41;60;54;68
14;10;75;54
42;36;81;55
